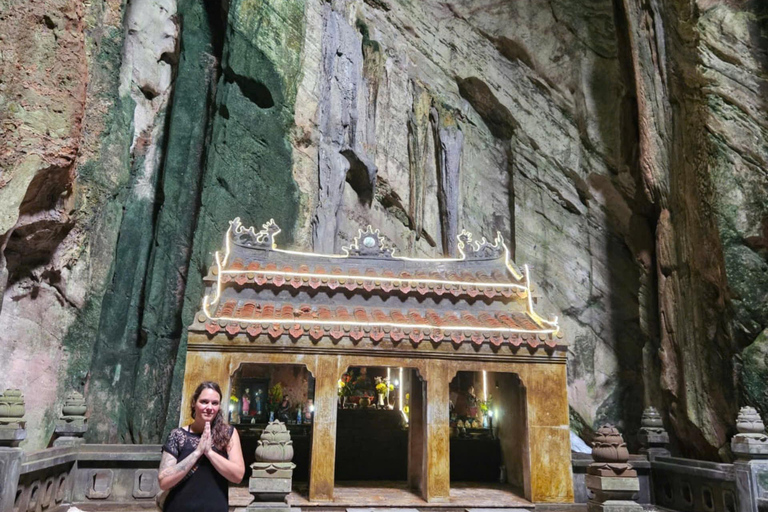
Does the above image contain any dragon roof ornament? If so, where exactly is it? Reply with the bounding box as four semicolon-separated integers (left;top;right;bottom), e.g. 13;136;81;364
228;218;504;262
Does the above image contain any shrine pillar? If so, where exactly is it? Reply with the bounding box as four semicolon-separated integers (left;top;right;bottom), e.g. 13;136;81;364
423;361;451;502
407;372;426;495
524;363;574;503
308;355;341;501
179;345;233;426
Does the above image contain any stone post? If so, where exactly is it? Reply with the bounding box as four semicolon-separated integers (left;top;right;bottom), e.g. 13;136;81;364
0;389;26;447
54;390;88;446
637;407;670;460
732;406;768;461
247;420;296;512
585;425;642;512
0;389;26;511
731;407;768;512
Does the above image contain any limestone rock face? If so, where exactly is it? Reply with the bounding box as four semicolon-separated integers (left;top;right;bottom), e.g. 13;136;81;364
0;0;766;459
0;0;135;449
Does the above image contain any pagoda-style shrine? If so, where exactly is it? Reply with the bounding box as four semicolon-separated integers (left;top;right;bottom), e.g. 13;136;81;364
182;218;573;505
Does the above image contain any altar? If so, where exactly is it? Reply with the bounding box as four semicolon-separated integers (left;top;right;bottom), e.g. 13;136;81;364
181;219;573;504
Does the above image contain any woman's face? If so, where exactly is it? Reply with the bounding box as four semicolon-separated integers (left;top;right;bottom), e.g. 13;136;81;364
194;388;221;423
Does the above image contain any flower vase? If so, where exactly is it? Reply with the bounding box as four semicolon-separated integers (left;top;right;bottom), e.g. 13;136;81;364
269;411;275;422
377;393;385;408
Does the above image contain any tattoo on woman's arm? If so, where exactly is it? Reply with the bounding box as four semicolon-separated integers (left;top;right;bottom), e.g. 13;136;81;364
159;451;198;481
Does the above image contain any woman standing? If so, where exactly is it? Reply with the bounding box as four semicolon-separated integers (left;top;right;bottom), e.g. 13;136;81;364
158;381;245;511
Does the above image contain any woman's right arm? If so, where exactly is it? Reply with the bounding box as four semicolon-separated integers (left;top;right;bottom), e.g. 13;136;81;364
157;446;204;491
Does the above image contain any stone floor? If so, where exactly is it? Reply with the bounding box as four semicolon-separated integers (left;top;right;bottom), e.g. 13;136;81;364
304;481;532;508
63;483;673;512
231;482;676;512
229;483;671;511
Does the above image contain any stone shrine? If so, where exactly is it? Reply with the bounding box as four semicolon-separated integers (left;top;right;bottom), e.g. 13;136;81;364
181;218;573;504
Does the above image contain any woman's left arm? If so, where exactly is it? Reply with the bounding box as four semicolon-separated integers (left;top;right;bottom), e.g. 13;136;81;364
206;427;245;483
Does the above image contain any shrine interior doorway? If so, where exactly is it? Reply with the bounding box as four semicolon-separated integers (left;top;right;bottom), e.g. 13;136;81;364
334;366;419;483
230;363;316;482
449;371;529;497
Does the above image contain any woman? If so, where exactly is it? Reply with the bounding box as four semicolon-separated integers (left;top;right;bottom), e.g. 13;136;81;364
158;381;245;511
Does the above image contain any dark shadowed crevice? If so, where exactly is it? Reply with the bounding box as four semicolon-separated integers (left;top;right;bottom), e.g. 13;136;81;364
456;76;517;140
223;69;275;109
139;84;159;101
375;174;437;248
4;164;75;287
505;146;516;260
342;148;376;205
5;217;75;287
600;0;657;452
493;35;536;70
42;14;56;29
202;0;228;59
17;164;73;217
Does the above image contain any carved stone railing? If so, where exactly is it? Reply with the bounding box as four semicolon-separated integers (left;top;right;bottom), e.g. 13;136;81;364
0;387;163;511
12;446;77;512
650;455;745;512
571;407;768;512
4;444;161;511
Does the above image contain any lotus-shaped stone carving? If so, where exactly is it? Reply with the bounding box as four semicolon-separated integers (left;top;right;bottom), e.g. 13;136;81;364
592;424;629;463
0;389;25;419
62;391;87;417
736;406;765;435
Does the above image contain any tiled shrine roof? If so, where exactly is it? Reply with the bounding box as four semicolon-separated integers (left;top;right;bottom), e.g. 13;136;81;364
215;261;527;299
190;218;563;349
193;300;557;347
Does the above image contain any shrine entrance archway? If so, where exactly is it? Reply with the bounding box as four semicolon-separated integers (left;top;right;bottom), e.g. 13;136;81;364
229;362;316;482
448;371;529;498
333;366;421;483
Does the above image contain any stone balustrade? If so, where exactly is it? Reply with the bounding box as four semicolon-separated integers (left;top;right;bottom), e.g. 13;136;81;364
0;387;163;512
571;406;768;512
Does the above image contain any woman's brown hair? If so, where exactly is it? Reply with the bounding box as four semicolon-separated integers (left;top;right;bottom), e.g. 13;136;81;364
190;381;231;451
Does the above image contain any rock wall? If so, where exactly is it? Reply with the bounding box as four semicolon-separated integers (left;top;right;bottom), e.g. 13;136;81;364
0;0;765;460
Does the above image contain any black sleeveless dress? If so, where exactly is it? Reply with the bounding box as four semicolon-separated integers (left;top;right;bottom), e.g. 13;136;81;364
161;426;234;512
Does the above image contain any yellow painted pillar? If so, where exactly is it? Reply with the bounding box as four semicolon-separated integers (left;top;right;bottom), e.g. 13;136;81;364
179;348;232;426
423;361;450;502
308;355;341;501
525;363;574;503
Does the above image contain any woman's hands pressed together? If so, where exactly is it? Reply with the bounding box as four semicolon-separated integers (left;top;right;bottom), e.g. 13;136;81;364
205;423;245;483
198;422;213;456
